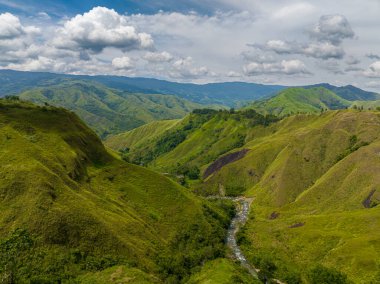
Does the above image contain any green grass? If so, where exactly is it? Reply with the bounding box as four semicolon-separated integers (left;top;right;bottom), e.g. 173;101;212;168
105;119;181;151
108;107;380;282
18;80;205;138
248;87;351;117
77;265;161;283
0;99;231;283
186;258;260;284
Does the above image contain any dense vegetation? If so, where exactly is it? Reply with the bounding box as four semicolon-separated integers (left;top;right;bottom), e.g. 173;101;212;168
0;99;237;283
17;80;206;138
108;108;380;283
2;72;380;283
107;109;278;186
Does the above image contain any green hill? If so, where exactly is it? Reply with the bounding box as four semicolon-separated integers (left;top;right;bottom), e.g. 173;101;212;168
0;98;234;283
248;87;351;117
105;119;181;152
307;83;380;101
106;109;380;282
18;80;206;138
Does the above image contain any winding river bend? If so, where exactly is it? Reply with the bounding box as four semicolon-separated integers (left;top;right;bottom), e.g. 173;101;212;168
207;196;258;278
227;197;258;277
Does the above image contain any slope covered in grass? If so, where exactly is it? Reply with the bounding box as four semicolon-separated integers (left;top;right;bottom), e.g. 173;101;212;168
187;258;260;284
109;108;380;282
18;80;204;137
105;119;181;151
248;87;351;117
0;99;232;283
307;83;380;101
202;111;380;283
105;109;278;176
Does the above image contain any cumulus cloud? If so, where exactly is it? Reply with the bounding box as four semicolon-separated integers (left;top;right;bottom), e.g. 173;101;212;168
0;3;378;87
248;14;355;62
0;12;39;39
170;56;212;79
311;14;354;44
363;61;380;78
244;59;310;76
252;40;345;60
53;7;154;53
112;56;134;70
143;51;173;63
303;42;344;59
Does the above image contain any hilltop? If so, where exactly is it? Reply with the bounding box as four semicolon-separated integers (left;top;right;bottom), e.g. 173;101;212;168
247;87;351;116
306;83;380;101
17;80;205;137
105;109;380;282
0;98;238;283
0;69;285;107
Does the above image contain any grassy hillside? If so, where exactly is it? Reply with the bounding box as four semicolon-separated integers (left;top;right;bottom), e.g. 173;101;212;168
202;111;380;283
248;87;351;117
18;80;205;138
105;119;181;151
187;258;260;284
307;83;380;101
105;109;278;177
0;98;234;283
107;108;380;282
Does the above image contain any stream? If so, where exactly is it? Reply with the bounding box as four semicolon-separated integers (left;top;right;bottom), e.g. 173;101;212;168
207;196;258;278
227;197;258;277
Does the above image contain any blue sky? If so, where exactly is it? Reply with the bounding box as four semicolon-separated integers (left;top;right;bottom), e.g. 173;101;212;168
0;0;224;16
0;0;380;90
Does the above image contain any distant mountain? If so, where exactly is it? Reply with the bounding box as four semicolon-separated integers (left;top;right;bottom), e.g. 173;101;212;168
1;70;378;108
18;80;205;137
247;87;351;116
305;83;380;101
92;76;286;106
0;69;285;107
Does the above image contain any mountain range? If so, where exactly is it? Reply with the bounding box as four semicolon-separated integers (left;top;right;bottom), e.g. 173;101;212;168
1;70;380;283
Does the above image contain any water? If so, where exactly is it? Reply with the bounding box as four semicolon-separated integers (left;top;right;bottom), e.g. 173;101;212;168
226;197;258;277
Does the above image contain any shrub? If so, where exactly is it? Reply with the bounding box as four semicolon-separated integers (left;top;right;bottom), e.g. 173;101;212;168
308;265;349;284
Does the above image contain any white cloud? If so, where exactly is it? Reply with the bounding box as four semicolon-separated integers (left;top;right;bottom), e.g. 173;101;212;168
272;3;315;20
112;56;134;70
311;14;354;44
0;2;379;88
227;71;241;77
53;7;154;53
363;61;380;78
244;59;310;76
143;51;173;63
303;42;345;59
170;56;213;79
37;12;51;20
0;12;39;39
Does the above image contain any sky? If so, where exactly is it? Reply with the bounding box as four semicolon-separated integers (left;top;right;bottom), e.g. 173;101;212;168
0;0;380;90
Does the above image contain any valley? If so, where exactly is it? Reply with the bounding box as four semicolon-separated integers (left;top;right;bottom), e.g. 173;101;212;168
105;107;380;283
1;73;380;283
1;1;379;283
